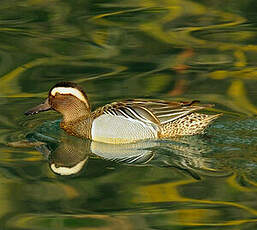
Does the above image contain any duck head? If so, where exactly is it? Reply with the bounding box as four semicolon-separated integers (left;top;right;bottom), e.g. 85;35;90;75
25;82;91;122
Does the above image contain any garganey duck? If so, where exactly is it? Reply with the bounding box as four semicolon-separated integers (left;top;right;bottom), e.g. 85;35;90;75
25;82;221;144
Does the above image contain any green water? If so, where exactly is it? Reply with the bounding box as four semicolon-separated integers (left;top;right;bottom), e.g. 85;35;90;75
1;0;257;229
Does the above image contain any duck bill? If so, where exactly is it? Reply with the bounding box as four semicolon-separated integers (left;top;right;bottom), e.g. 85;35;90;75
25;98;51;116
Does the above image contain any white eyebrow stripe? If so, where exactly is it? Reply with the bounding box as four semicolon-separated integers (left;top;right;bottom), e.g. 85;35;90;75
51;87;87;103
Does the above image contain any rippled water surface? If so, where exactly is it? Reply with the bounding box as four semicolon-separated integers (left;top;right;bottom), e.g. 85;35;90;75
1;0;257;229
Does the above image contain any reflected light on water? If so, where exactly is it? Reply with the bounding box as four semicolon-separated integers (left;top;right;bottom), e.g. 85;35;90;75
0;0;257;229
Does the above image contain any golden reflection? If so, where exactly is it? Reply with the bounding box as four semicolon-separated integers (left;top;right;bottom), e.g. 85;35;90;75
209;67;257;80
7;213;134;230
0;58;126;97
134;180;257;225
90;7;152;26
226;174;253;192
0;0;256;119
228;80;257;115
151;211;257;226
243;175;257;190
234;50;247;67
173;208;218;225
139;0;245;47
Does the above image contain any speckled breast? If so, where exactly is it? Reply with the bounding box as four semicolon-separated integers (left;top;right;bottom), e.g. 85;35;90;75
91;114;158;144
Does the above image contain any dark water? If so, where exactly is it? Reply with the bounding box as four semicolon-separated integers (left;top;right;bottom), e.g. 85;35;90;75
1;0;257;229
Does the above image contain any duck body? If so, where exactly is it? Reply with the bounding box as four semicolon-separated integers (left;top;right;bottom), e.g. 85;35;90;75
25;82;221;144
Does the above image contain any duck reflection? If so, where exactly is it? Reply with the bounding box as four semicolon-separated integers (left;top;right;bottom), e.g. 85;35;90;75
35;136;159;176
28;133;229;178
48;138;90;176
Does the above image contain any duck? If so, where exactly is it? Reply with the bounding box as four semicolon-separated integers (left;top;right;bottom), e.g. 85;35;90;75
25;82;221;144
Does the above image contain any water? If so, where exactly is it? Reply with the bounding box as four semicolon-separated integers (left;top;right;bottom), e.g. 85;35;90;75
1;0;257;229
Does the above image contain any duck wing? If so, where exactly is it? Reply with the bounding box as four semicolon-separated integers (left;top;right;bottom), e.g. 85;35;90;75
96;99;213;125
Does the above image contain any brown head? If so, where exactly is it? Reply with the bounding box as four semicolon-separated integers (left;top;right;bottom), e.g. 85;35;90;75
25;82;91;122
